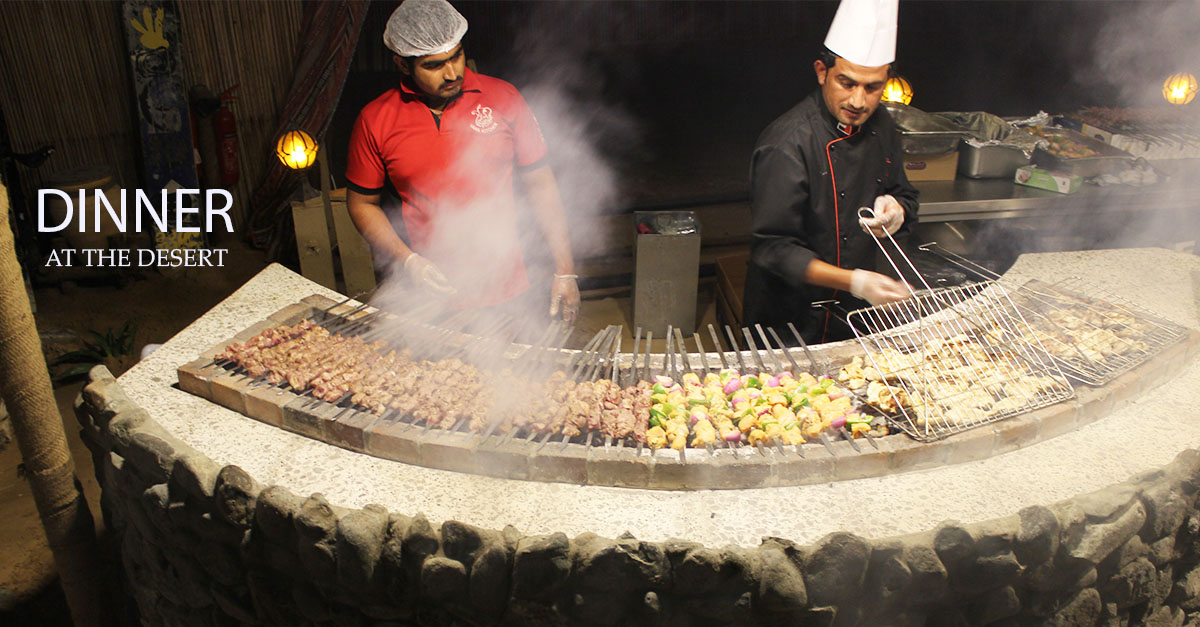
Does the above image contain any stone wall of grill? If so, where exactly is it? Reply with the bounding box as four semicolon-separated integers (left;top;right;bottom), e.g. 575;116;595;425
77;364;1200;626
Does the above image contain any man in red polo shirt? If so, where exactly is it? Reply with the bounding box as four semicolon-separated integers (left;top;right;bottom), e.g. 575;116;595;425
345;0;579;322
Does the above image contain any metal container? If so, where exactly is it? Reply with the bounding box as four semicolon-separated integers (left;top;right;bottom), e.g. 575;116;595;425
1030;127;1135;178
957;138;1032;179
633;211;701;336
899;130;964;156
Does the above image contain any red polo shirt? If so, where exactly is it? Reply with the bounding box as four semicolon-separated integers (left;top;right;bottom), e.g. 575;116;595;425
345;68;547;309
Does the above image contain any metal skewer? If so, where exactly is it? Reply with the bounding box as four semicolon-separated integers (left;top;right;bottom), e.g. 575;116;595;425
755;324;785;374
767;326;801;373
741;327;768;373
724;325;747;372
692;332;710;376
630;327;642;386
673;327;693;375
708;324;730;369
665;325;676;381
642;331;653;380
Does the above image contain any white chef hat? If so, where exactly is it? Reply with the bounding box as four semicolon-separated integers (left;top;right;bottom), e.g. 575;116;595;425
383;0;468;58
823;0;898;67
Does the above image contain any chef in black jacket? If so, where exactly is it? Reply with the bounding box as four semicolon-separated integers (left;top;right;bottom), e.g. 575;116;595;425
744;0;917;345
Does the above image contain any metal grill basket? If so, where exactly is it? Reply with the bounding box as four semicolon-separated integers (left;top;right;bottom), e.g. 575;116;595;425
996;277;1188;385
846;281;1075;441
919;243;1189;386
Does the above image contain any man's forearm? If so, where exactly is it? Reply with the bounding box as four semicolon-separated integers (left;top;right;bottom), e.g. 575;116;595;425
346;191;414;263
521;166;575;275
804;259;854;292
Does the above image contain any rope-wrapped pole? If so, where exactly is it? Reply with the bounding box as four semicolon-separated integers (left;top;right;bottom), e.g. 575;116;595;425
0;183;109;624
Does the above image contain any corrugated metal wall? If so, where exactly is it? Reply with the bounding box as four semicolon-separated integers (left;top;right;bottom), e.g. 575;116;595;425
0;0;304;230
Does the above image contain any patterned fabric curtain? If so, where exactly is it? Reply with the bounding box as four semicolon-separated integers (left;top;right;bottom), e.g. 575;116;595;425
247;0;369;251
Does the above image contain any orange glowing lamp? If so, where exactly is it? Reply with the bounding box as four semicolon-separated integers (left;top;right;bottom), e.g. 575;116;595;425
882;75;914;105
1163;72;1198;105
276;130;318;169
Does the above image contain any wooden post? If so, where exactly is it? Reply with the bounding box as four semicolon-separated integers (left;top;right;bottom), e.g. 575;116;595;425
0;181;112;625
291;190;337;290
328;191;376;296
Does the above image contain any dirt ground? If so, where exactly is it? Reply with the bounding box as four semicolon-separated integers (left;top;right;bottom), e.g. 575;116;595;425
0;240;269;624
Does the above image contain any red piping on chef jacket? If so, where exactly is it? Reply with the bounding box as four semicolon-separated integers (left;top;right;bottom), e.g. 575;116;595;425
820;127;857;343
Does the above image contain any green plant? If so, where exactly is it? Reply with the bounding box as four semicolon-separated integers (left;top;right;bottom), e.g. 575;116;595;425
50;319;139;383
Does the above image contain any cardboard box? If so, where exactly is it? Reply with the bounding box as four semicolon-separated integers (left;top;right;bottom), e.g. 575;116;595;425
902;151;959;181
1013;165;1081;194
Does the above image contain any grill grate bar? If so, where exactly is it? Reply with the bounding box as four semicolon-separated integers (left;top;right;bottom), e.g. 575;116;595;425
321;302;374;334
692;332;711;376
755;325;786;374
839;427;862;453
767;326;801;374
473;320;563;443
584;326;620;381
318;293;361;322
674;327;693;376
818;432;837;457
741;327;768;374
788;322;828;376
708;324;730;370
630;327;642;387
724;325;747;372
643;332;654;380
666;325;677;381
610;332;623;383
568;327;608;379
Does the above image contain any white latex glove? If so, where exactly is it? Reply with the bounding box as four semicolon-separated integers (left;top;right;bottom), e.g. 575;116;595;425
403;253;457;295
549;274;581;323
859;194;905;238
850;269;911;305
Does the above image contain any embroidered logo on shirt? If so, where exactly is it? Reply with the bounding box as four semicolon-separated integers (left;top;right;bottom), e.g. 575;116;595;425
469;105;498;134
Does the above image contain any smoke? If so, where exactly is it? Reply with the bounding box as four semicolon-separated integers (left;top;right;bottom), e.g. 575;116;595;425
500;3;643;263
1077;1;1200;107
358;1;644;468
922;1;1200;270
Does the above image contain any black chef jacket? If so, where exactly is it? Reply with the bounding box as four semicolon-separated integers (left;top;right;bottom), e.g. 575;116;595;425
743;90;919;346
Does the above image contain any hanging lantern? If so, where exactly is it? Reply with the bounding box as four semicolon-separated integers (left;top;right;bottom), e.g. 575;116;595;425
276;130;318;169
882;75;914;105
1163;72;1198;105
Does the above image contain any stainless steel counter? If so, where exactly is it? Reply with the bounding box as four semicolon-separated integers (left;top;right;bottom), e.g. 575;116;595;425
916;160;1200;222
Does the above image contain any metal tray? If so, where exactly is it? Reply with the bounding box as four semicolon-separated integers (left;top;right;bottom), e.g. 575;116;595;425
900;130;965;156
1030;127;1136;178
957;138;1031;179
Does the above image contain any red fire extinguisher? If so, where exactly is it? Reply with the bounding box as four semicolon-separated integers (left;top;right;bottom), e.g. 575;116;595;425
215;85;240;186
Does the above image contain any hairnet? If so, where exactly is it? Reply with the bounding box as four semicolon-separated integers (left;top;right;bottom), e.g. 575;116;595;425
383;0;468;58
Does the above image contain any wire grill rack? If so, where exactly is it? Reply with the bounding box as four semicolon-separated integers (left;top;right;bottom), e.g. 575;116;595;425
996;276;1189;386
846;281;1075;442
918;243;1189;387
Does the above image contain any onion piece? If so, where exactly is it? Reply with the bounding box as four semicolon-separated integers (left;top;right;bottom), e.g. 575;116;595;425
723;378;743;395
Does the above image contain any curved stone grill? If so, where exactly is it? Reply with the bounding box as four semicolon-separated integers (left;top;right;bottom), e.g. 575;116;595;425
178;287;1191;490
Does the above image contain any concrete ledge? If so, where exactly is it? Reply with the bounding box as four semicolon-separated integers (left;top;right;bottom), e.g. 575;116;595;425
85;360;1200;626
